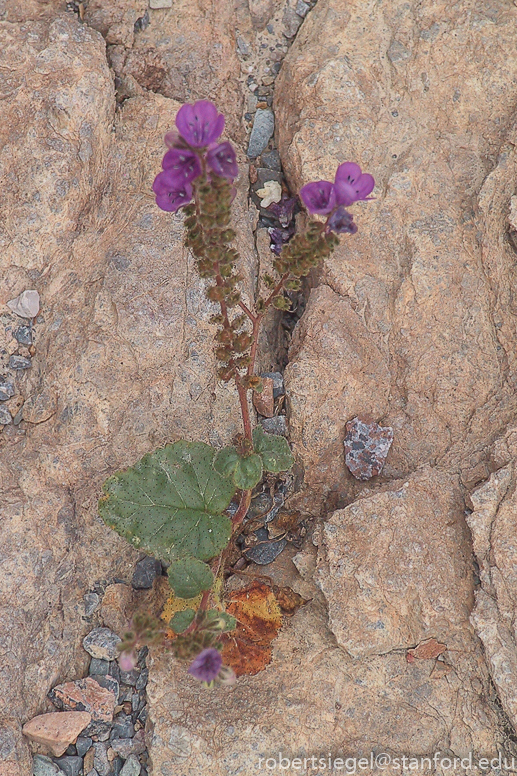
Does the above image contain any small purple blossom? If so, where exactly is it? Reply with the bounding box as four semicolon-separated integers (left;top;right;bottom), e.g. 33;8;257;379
188;648;222;683
118;650;137;671
334;161;375;207
175;101;225;148
162;147;202;185
327;206;358;235
268;196;296;227
152;170;193;212
206;141;239;180
269;225;295;255
299;180;336;216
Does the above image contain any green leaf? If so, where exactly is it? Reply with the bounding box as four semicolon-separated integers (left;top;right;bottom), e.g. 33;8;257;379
170;608;196;634
213;447;263;490
168;558;214;599
252;426;294;473
99;441;235;563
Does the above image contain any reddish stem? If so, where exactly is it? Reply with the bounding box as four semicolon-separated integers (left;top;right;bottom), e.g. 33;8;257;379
232;488;252;527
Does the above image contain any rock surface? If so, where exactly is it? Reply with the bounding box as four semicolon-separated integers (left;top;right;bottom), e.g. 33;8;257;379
276;0;517;508
21;713;91;758
0;7;256;772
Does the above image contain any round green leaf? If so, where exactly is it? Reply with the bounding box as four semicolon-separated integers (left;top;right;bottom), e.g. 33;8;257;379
214;446;263;489
170;608;196;634
252;426;294;473
168;558;214;599
99;441;234;563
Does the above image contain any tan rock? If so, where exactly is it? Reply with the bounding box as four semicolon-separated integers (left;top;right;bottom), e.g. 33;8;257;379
100;583;134;635
316;467;472;658
22;711;91;757
467;456;517;731
49;677;116;722
22;390;57;424
252;376;275;417
275;0;517;503
0;9;256;771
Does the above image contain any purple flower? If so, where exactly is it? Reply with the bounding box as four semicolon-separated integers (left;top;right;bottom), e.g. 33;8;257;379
118;650;137;671
334;162;375;207
206;141;238;180
152;170;193;212
327;206;358;234
176;101;225;148
162;147;202;185
188;648;222;683
299;180;337;215
268;196;296;227
269;225;295;255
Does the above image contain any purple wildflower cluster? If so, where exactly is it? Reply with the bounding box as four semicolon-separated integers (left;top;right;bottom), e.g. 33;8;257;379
299;162;375;234
153;101;238;212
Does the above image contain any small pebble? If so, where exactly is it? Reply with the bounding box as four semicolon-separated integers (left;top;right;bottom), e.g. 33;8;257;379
260;371;284;398
83;592;100;617
120;755;141;776
247;110;275;158
90;673;120;703
260;150;281;171
14;325;33;345
110;731;146;759
344;416;394;480
32;754;65;776
148;0;172;6
107;661;120;683
83;628;121;661
131;556;162;590
283;6;303;37
93;742;111;776
112;758;124;776
75;737;93;757
260;415;287;436
52;756;82;776
244;527;287;565
236;35;251;55
110;715;134;739
7;289;40;318
9;355;31;370
89;658;109;676
135;669;148;691
296;0;310;16
133;10;149;32
0;381;15;401
0;406;12;425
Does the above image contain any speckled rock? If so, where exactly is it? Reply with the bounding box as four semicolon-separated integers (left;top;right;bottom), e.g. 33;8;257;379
48;677;116;722
0;9;257;771
276;0;517;507
22;712;91;757
82;629;121;662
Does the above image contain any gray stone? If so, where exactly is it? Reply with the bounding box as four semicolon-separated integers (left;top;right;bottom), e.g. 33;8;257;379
52;756;83;776
295;0;310;16
75;737;93;757
243;527;287;565
83;628;121;660
8;354;31;369
110;731;146;759
89;658;109;676
118;668;140;686
0;406;12;425
260;371;284;398
119;755;141;776
260;149;281;171
255;167;283;187
112;758;124;776
0;381;15;400
14;325;33;345
110;715;134;739
135;668;148;691
247;110;274;158
260;415;287;436
131;555;161;589
83;592;100;616
92;742;110;776
32;754;65;776
283;5;303;37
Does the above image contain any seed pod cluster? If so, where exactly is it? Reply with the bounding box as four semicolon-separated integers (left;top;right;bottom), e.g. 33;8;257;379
184;174;253;381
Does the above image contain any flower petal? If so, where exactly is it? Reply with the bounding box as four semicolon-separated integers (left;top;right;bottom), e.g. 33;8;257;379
327;206;358;234
299;180;336;215
335;161;362;185
152;171;193;212
206;141;239;179
188;648;223;682
353;173;375;199
176;101;225;148
161;147;202;186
